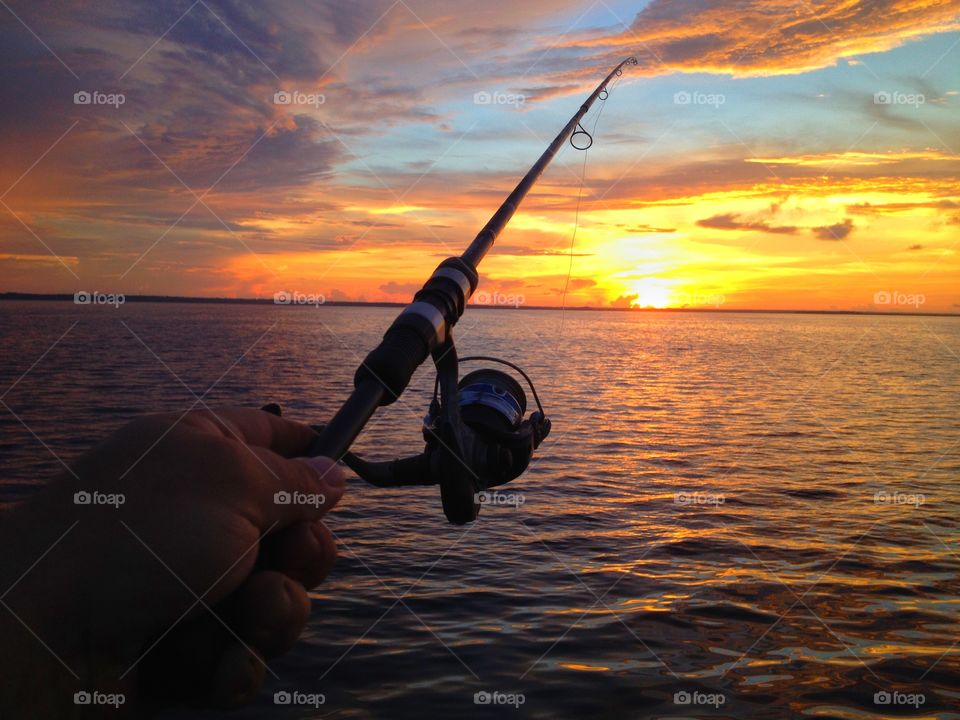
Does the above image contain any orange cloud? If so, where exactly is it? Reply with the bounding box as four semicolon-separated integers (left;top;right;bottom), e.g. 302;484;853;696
570;0;960;77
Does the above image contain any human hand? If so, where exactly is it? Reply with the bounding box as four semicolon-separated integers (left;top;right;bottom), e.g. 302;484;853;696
0;407;345;716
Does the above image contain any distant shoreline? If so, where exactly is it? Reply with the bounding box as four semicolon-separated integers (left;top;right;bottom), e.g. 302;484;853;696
1;292;957;318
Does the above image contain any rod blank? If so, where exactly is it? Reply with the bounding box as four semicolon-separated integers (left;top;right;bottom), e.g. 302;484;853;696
461;56;637;268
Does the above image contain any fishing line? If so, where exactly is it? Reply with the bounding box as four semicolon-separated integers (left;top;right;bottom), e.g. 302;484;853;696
558;73;621;335
557;148;589;337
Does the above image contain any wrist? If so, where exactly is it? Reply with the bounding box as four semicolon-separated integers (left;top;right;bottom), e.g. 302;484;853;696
0;481;139;652
0;491;86;641
1;482;159;718
0;493;91;716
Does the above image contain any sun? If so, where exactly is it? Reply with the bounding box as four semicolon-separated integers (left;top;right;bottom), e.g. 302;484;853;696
630;278;673;309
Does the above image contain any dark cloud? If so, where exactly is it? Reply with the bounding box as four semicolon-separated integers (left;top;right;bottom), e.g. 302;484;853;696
813;219;854;241
94;0;352;81
696;213;798;234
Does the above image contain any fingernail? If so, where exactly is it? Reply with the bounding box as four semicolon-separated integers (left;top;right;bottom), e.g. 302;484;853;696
297;456;347;490
306;521;324;549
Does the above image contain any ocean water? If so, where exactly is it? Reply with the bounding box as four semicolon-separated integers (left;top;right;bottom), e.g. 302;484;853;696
1;301;958;719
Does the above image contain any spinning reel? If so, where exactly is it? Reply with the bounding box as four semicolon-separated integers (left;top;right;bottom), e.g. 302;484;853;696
340;342;550;524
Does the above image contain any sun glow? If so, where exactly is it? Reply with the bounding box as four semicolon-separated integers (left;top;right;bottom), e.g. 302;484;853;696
630;278;674;308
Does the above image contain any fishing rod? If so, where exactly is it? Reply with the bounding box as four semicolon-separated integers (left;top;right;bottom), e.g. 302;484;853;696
268;57;637;523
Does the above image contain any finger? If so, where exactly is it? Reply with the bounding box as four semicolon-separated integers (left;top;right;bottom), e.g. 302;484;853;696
183;408;319;457
139;613;231;703
139;574;298;705
142;613;274;708
209;642;266;708
224;570;310;659
247;452;346;530
259;519;337;590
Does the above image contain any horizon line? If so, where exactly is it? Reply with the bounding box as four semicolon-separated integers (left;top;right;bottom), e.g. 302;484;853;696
1;292;958;318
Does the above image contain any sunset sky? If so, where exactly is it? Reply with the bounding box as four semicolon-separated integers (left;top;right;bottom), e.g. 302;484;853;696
0;0;958;311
